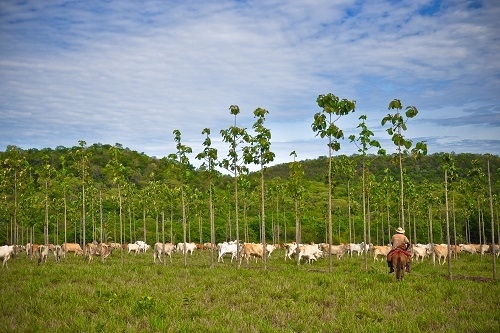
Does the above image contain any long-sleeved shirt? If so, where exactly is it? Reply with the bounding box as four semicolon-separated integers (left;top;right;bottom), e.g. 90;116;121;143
390;233;410;249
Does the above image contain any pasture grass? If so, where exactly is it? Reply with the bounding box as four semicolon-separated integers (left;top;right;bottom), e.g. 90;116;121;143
1;250;498;332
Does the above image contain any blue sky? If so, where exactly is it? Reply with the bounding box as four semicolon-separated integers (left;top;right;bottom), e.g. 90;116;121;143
1;0;499;171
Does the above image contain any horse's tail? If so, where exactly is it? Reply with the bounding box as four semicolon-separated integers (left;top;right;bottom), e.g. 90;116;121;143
395;254;403;280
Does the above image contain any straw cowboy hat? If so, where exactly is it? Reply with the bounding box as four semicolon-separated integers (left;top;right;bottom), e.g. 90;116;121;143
396;227;405;234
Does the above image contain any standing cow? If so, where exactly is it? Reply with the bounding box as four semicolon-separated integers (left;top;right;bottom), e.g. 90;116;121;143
0;245;15;268
37;245;50;265
154;243;176;263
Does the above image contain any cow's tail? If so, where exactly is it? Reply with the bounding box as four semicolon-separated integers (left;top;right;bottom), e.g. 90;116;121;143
395;255;403;280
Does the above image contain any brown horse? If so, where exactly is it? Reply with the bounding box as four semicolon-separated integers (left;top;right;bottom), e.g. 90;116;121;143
389;249;409;281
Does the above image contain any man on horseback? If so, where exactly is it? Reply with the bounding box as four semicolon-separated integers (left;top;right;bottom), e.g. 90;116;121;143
387;227;411;273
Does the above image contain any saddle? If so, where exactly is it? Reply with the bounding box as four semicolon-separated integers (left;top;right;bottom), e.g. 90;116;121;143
387;248;411;261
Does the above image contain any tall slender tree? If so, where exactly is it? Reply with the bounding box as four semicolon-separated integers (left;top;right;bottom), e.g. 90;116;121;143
288;151;304;266
169;129;192;267
349;114;384;271
312;93;356;272
244;107;275;269
196;128;218;267
443;153;457;279
382;99;427;230
220;105;250;266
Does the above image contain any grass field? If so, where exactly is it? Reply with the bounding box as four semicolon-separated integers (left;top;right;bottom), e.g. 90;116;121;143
1;249;498;333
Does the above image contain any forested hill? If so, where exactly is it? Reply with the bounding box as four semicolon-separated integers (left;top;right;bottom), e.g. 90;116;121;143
259;152;500;186
2;144;498;188
1;144;499;245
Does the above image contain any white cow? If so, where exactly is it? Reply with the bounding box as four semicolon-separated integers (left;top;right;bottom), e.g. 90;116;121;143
176;242;196;255
0;245;15;268
37;245;50;265
154;243;176;263
348;242;366;257
266;244;276;257
135;241;150;253
127;243;140;254
412;245;430;262
217;241;239;263
53;245;64;262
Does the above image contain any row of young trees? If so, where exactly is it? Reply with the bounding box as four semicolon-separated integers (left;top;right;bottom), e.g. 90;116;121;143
1;94;499;273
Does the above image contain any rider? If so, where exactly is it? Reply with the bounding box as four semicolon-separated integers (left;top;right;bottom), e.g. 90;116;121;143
387;227;411;273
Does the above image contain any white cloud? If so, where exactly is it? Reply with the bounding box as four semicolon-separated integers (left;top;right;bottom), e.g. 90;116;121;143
0;0;499;170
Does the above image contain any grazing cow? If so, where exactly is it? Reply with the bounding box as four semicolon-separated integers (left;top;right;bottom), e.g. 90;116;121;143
0;245;15;268
320;243;348;259
433;244;448;265
109;242;122;250
153;242;176;263
37;245;50;265
61;243;84;257
176;242;197;255
217;241;239;263
127;243;140;254
372;245;391;261
239;243;264;265
459;244;477;254
86;243;112;263
204;242;217;250
298;244;323;264
54;245;64;262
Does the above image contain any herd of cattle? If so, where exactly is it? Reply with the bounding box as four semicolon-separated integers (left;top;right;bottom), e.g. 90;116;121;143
0;240;499;268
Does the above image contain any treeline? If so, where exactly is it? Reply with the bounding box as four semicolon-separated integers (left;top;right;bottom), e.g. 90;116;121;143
1;143;499;247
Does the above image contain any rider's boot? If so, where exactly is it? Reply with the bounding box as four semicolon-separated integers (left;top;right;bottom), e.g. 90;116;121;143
387;261;394;273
